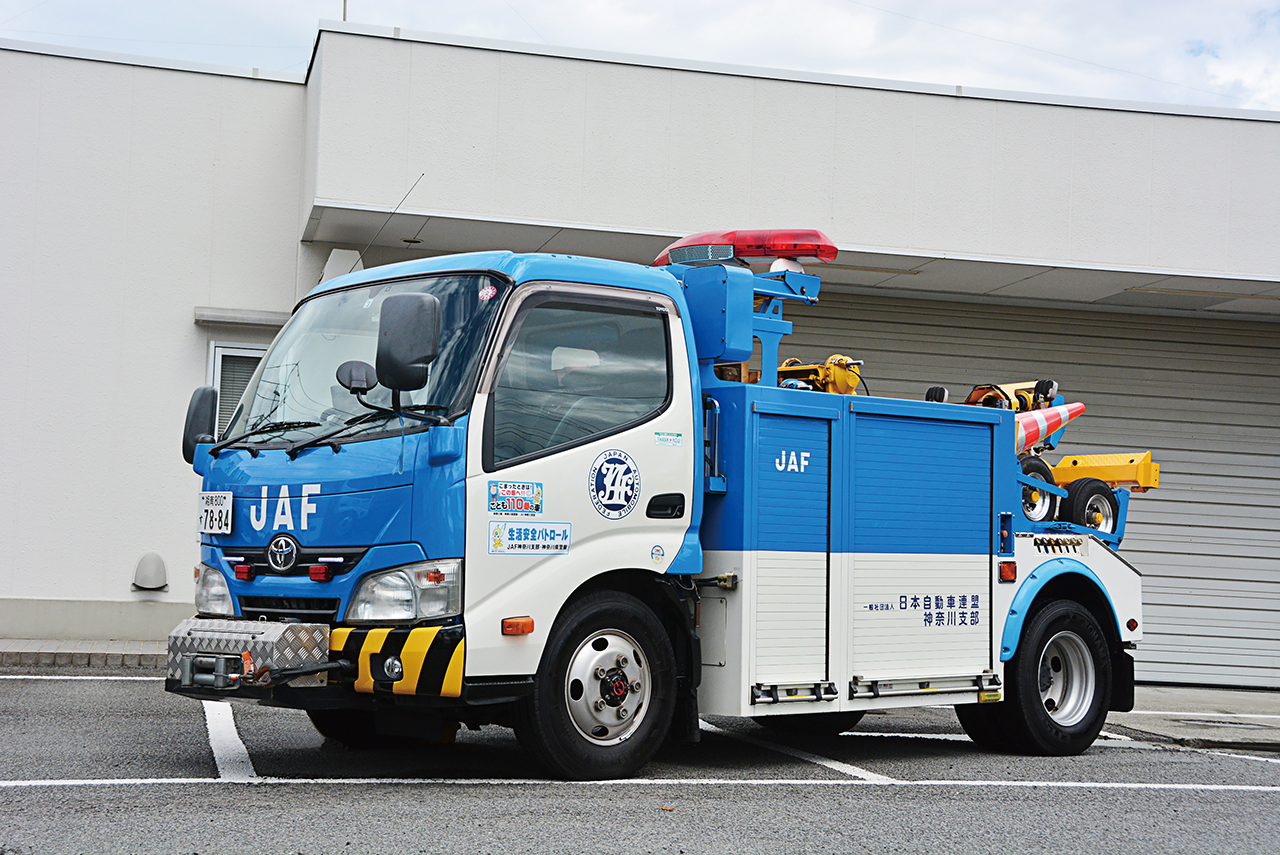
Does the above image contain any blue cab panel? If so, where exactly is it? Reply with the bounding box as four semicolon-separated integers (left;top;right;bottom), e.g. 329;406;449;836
200;414;473;616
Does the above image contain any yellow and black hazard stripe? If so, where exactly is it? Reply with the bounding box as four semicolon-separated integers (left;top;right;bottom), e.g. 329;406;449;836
330;625;465;697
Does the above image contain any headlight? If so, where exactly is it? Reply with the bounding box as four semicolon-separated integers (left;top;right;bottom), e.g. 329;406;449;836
345;559;462;623
194;564;234;616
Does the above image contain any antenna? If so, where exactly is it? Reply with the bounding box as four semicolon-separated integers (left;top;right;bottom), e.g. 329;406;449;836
350;172;425;274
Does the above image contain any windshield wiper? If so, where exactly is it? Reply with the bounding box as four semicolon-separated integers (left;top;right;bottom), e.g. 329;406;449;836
284;405;452;460
208;420;321;458
284;412;383;459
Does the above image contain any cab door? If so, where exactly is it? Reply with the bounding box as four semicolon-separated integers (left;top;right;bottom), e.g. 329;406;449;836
463;283;696;676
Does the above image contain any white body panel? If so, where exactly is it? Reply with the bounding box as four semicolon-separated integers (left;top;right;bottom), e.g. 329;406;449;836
754;551;828;683
1003;533;1144;648
848;553;991;681
700;537;1137;718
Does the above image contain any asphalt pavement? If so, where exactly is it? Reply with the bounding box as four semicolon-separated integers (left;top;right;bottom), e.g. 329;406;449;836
1;651;1278;854
3;636;1276;752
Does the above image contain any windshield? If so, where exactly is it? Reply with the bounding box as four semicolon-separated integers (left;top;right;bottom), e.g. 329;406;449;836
223;273;507;445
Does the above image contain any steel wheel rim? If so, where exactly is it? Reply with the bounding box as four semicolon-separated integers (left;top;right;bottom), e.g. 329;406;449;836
1037;630;1095;727
1084;494;1115;533
564;628;652;746
1023;474;1052;521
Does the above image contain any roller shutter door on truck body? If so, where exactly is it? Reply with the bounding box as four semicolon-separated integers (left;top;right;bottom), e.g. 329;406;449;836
777;290;1280;689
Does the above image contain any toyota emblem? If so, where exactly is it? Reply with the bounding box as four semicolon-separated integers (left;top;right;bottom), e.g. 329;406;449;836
267;534;298;572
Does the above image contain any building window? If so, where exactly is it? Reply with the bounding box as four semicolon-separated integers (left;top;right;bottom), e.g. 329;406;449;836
208;343;268;438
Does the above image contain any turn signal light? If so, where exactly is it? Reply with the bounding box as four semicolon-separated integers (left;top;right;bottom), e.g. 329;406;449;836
502;616;535;636
309;564;333;583
998;561;1017;583
233;564;254;581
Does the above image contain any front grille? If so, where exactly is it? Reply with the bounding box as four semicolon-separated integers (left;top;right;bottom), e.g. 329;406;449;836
239;596;341;624
223;546;367;578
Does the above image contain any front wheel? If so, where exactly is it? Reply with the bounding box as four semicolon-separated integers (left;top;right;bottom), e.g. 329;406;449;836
307;708;384;748
1004;599;1112;755
513;591;676;780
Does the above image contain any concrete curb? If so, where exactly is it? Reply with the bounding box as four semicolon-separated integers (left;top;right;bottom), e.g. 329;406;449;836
0;639;164;669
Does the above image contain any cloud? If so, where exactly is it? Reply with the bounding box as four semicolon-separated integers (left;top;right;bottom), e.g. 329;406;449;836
0;0;1276;110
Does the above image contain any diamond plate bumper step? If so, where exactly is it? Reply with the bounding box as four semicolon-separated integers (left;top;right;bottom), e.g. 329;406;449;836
168;619;331;689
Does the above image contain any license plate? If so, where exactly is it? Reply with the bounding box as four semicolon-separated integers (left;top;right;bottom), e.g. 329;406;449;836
199;492;234;534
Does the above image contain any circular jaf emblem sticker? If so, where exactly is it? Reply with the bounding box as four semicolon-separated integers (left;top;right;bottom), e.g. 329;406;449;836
588;449;641;520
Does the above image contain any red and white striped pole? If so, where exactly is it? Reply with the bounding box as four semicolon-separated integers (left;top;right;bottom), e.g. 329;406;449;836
1015;402;1086;453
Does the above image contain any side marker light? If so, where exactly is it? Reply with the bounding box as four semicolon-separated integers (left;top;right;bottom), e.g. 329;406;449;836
502;616;535;636
999;561;1017;583
1127;618;1139;631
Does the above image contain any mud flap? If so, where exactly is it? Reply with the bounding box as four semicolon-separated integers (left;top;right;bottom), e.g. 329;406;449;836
1110;649;1135;712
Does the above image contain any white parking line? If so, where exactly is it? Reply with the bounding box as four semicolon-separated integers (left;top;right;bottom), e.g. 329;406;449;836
202;701;256;781
1;776;1279;792
700;721;899;783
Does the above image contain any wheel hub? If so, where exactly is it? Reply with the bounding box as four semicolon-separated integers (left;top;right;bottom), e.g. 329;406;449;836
564;629;652;745
601;668;630;707
1037;630;1096;727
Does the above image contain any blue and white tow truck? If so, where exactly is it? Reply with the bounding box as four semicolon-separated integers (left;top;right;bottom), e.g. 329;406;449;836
170;229;1155;780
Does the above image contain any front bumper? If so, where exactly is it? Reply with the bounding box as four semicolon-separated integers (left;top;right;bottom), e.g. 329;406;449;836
165;617;467;707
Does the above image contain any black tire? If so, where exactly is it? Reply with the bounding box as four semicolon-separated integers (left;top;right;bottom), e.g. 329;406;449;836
1003;599;1112;755
954;702;1012;751
752;711;865;736
513;591;677;780
1062;477;1119;534
1020;455;1059;523
307;708;387;748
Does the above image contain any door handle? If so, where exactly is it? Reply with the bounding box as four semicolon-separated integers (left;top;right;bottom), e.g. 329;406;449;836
646;493;686;519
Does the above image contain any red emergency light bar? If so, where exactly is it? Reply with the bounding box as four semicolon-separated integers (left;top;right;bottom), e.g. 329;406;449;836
653;229;838;267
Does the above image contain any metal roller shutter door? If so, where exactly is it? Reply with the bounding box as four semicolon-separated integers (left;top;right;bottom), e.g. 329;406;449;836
778;291;1280;689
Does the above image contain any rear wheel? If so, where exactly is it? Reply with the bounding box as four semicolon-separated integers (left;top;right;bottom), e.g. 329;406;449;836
954;702;1010;751
513;591;676;780
752;711;865;736
1003;599;1112;755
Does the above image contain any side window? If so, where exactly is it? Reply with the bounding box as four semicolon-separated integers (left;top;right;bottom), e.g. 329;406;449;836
489;301;669;465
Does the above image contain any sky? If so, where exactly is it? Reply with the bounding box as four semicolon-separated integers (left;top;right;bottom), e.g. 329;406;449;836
1;1;1278;112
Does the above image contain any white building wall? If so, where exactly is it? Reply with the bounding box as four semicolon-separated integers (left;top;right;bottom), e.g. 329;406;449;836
0;48;305;635
305;31;1280;281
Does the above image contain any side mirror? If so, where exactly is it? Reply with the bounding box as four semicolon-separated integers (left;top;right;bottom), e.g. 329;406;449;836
376;292;441;391
336;360;378;394
182;386;218;464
